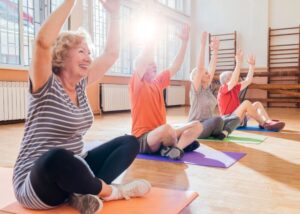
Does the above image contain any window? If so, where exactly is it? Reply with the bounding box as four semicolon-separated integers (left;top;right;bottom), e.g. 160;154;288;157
109;5;132;75
155;19;190;80
22;0;35;66
157;0;190;15
50;0;64;11
0;0;190;81
91;3;133;76
0;0;20;65
92;0;107;57
0;0;66;67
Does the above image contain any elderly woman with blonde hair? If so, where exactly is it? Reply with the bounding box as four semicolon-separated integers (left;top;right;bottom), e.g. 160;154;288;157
12;1;150;213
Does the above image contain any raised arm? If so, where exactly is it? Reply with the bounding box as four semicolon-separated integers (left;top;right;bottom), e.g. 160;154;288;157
133;42;155;80
30;0;77;92
191;32;207;91
87;0;120;85
168;24;190;77
206;36;220;86
227;49;243;91
240;55;255;91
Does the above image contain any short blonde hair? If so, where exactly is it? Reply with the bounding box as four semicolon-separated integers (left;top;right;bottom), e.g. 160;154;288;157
52;28;94;74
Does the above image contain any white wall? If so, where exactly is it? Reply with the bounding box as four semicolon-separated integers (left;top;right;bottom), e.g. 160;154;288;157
269;0;300;28
191;0;300;70
192;0;269;68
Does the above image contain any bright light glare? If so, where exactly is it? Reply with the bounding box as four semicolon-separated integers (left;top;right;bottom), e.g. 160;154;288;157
133;16;158;43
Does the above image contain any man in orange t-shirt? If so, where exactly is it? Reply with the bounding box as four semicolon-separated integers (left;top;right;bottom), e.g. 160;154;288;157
129;25;203;160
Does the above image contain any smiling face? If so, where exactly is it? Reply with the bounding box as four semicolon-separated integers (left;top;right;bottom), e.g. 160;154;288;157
63;40;92;79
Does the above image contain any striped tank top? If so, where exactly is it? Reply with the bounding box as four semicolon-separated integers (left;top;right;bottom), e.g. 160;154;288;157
13;74;93;209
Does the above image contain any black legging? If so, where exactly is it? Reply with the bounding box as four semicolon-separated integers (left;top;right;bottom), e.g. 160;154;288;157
30;135;139;207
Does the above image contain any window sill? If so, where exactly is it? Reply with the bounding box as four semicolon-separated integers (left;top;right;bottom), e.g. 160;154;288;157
0;64;29;71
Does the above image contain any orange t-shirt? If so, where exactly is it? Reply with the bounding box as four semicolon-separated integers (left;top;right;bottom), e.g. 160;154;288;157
129;70;171;137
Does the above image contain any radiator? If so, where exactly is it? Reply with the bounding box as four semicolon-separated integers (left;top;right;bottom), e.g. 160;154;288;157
0;81;29;121
166;85;185;106
101;84;131;112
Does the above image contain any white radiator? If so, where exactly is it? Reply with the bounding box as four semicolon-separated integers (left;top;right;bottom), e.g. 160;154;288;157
101;84;131;112
166;85;185;106
0;81;28;121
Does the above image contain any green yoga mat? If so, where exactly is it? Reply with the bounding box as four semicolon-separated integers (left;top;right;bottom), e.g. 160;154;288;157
202;132;267;144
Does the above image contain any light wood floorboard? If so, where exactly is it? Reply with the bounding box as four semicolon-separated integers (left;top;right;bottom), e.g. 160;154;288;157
0;107;299;214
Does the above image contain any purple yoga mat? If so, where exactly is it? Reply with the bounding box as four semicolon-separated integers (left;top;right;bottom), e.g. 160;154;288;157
137;146;246;168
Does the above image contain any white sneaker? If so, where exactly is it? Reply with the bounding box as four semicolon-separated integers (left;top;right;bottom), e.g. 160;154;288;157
103;179;151;201
69;194;103;214
118;179;151;200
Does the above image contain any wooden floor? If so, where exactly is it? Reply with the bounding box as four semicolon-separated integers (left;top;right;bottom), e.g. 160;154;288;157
0;107;300;214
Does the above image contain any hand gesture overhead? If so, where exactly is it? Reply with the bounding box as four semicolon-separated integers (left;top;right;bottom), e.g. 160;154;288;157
201;31;208;45
247;54;256;66
210;36;220;52
177;24;190;42
235;49;243;63
100;0;120;14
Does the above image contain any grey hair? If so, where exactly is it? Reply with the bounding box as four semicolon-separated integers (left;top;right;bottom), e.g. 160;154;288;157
190;67;197;81
219;71;232;85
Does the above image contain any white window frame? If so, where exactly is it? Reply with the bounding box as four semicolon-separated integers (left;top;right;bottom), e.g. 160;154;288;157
0;0;191;81
0;0;66;70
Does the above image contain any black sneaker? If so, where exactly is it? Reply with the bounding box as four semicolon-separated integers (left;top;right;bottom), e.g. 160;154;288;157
183;140;200;152
69;194;103;214
212;132;226;140
239;117;248;128
160;146;184;160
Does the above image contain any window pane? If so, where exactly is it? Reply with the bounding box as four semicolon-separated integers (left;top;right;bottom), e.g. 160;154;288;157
93;0;106;57
157;0;190;15
0;0;20;65
22;0;35;65
159;20;190;80
109;5;132;75
82;0;89;29
50;0;64;11
50;0;67;30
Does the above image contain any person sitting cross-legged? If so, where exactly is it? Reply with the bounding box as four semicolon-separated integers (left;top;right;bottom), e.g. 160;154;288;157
217;49;285;131
13;1;151;213
188;32;241;140
129;25;203;160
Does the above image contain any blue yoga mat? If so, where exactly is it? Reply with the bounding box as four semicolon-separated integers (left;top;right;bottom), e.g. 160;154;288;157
237;126;275;132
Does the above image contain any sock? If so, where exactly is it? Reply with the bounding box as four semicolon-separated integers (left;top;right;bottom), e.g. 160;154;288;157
102;185;121;201
222;130;229;137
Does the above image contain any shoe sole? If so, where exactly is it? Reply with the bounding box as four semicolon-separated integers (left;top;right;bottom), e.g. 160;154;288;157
160;146;183;160
69;194;103;214
265;122;285;131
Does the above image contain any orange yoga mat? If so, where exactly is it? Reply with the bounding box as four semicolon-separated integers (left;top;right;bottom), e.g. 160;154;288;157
0;168;198;214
